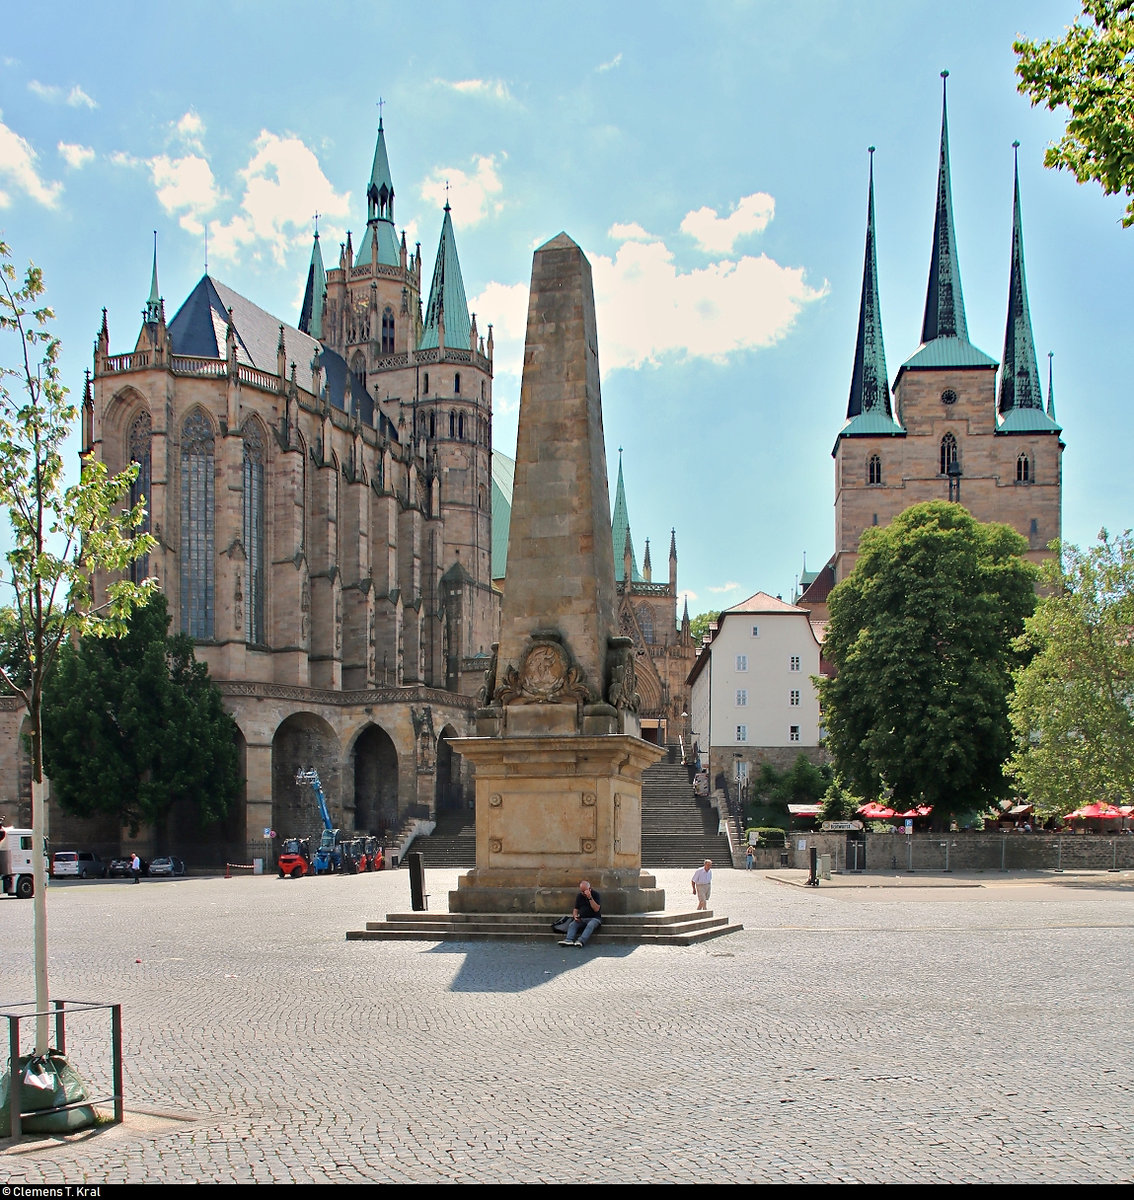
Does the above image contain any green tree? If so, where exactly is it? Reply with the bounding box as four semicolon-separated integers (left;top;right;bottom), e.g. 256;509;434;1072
42;591;240;839
817;502;1037;823
689;610;720;645
1007;529;1134;823
1;241;155;1051
1014;0;1134;227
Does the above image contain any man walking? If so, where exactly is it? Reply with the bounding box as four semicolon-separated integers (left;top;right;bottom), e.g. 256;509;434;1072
130;852;141;884
692;859;713;910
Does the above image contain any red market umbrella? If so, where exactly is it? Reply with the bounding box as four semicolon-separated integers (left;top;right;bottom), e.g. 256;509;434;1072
895;806;933;819
1065;802;1124;821
857;802;897;819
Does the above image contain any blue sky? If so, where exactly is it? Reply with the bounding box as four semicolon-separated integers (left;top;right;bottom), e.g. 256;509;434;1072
2;0;1130;615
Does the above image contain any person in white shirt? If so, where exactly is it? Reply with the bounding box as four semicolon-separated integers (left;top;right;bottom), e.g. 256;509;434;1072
691;859;713;910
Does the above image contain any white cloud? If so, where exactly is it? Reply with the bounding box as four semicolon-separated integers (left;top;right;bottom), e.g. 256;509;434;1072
28;80;97;108
149;153;220;234
174;110;205;151
0;116;62;207
590;231;827;370
440;78;514;103
421;153;505;226
680;192;775;255
597;53;623;72
473;213;826;385
209;132;351;265
609;221;653;241
58;142;94;169
709;581;742;595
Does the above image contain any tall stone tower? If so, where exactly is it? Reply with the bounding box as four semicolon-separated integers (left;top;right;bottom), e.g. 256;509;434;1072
832;73;1063;588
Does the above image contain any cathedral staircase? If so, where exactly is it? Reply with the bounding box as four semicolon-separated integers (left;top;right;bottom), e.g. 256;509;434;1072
641;749;733;869
407;807;477;868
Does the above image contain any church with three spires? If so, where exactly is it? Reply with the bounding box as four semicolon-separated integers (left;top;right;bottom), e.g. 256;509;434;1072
797;72;1064;626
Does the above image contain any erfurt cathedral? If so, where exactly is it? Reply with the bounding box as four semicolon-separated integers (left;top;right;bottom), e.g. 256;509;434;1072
61;119;499;857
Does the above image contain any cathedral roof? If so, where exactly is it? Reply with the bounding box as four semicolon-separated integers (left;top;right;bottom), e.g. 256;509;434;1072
996;146;1060;435
419;203;472;351
899;72;997;378
167;275;381;429
491;450;515;581
356;117;401;267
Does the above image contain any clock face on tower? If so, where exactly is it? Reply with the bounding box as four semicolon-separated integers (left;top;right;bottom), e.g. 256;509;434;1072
941;388;957;406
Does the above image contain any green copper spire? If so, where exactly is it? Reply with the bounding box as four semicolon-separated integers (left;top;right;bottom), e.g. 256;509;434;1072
298;216;326;340
922;71;967;344
356;116;401;267
846;148;894;422
998;143;1043;416
144;230;161;324
1047;351;1057;422
418;201;472;351
610;449;641;584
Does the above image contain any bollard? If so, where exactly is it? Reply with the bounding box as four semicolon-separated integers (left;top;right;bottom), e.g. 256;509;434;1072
807;846;819;887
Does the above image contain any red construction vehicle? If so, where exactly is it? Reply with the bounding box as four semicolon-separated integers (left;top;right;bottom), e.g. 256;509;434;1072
276;835;312;879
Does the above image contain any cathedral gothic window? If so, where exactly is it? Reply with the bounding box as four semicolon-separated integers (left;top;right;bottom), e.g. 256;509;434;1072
868;454;882;485
454;372;461;395
242;421;266;645
1016;453;1031;483
940;432;958;476
128;409;152;584
381;307;395;354
180;410;215;639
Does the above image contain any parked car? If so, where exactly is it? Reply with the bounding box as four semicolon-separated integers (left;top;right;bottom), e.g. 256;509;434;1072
50;850;108;879
108;856;148;878
148;856;185;877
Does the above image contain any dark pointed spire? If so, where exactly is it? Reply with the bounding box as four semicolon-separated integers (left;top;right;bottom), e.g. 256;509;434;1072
999;142;1043;415
1047;351;1057;422
144;231;161;325
367;115;394;223
922;70;968;344
846;147;892;420
299;215;326;339
419;201;472;351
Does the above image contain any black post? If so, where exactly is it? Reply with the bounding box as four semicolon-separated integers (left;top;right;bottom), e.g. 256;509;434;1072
807;845;820;887
408;851;427;911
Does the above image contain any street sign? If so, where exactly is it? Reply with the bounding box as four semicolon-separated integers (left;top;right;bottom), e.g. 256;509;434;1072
905;819;913;834
821;820;863;832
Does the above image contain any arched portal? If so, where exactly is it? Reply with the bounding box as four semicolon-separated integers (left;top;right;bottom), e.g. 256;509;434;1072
351;724;399;837
272;713;341;842
435;725;464;812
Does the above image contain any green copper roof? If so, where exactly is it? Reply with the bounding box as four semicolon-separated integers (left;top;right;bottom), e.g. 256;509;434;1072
997;405;1061;434
298;228;326;339
998;146;1044;418
1046;351;1058;423
611;450;642;584
419;203;472;351
902;72;995;374
355;118;401;267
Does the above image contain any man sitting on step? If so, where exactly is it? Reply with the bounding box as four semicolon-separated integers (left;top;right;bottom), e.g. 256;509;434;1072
560;880;602;948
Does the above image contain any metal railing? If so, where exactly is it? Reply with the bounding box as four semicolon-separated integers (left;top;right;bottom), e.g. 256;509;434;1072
3;998;123;1139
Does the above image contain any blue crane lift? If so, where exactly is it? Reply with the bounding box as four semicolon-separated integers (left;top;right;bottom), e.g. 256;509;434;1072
294;767;342;874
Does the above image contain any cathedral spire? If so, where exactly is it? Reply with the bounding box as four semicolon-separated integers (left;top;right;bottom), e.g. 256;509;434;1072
419;201;472;352
367;115;395;224
298;215;326;339
1047;351;1057;422
144;231;161;325
921;70;968;345
846;147;892;421
610;448;640;584
998;142;1043;415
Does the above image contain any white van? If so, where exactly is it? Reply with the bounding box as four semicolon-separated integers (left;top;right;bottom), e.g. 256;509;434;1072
1;826;48;898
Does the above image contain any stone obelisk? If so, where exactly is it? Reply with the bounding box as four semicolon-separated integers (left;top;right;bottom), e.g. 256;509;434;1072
449;233;664;915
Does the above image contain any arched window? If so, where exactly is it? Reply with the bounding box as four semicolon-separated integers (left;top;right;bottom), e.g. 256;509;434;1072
429;410;436;439
350;350;366;391
242;421;265;644
454;372;461;395
637;605;655;645
423;372;429;394
1016;453;1031;483
940;432;958;476
458;412;465;440
449;410;456;438
180;410;215;639
381;307;395;354
128;409;152;584
867;454;882;485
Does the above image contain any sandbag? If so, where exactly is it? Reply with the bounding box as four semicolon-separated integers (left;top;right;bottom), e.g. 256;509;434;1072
0;1050;98;1133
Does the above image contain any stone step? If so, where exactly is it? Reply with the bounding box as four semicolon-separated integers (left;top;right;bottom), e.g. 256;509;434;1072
345;909;743;945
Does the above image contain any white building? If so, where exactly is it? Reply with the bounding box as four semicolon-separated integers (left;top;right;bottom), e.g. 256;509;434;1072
686;592;825;796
